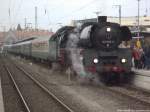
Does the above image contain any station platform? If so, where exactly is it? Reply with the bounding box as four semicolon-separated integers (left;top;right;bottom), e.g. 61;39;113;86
0;77;4;112
132;68;150;91
132;68;150;76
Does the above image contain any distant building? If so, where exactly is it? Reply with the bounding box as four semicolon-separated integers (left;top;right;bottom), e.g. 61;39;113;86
72;16;150;32
13;29;53;41
0;29;54;46
0;31;5;47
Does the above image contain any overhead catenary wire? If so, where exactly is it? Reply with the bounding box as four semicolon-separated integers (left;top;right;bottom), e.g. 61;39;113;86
145;0;148;16
8;0;17;29
8;0;12;28
11;0;17;17
43;5;51;27
55;0;98;23
44;0;67;25
8;0;99;30
11;0;24;28
44;8;53;30
41;0;99;31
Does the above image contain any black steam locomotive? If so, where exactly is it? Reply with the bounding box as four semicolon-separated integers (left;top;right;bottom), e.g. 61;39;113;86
78;16;132;84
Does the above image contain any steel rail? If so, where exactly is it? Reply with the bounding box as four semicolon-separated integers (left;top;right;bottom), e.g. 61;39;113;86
4;66;31;112
15;64;74;112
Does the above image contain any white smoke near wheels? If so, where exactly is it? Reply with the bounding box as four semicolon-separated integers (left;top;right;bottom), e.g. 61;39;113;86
66;27;100;84
66;28;86;77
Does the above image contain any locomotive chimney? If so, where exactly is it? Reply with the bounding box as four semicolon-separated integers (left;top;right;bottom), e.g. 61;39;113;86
98;16;107;23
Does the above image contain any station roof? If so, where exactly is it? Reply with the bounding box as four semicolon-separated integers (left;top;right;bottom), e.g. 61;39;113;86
13;37;37;44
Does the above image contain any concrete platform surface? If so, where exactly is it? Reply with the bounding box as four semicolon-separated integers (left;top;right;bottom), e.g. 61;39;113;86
132;68;150;76
132;68;150;91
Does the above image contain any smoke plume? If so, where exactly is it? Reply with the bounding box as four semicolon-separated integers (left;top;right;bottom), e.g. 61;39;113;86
66;27;100;84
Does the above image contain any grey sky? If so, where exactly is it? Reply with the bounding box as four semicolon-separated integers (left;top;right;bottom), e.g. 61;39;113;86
0;0;150;31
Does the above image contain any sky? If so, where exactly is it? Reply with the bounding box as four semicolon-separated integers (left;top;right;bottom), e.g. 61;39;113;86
0;0;150;31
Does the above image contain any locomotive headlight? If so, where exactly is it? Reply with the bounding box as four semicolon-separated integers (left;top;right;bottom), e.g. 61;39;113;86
80;56;83;60
93;58;99;64
107;27;111;32
121;58;127;64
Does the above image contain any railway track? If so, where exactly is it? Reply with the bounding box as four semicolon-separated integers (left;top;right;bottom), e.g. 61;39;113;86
4;66;31;112
2;56;74;112
0;57;29;112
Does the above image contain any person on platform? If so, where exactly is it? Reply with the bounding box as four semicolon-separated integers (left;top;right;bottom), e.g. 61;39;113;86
132;47;140;69
143;46;150;69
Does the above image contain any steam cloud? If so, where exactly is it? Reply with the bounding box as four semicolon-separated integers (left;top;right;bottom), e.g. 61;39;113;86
66;27;100;84
66;27;86;77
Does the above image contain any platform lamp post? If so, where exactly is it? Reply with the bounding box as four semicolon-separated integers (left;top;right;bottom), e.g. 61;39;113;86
137;0;141;37
113;5;122;25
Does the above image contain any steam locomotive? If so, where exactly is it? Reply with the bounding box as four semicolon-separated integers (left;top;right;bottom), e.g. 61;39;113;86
3;16;132;84
78;16;132;84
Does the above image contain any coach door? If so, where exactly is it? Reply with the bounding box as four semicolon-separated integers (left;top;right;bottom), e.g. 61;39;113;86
49;40;57;61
